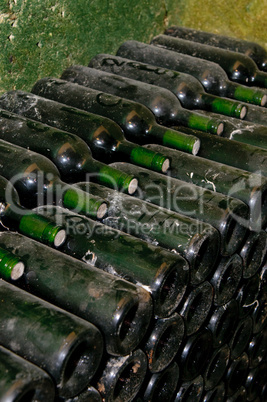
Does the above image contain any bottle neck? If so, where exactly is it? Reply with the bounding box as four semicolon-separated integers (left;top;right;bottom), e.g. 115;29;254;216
226;81;267;107
3;202;66;247
200;93;247;119
253;71;267;88
117;139;170;173
0;246;25;281
149;124;200;155
173;108;224;135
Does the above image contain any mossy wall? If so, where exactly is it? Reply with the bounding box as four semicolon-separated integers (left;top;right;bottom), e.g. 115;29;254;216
0;0;266;94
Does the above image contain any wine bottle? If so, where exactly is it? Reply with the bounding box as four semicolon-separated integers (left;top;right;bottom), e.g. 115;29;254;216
95;349;147;402
75;181;220;285
202;382;226;402
0;279;103;398
143;143;267;227
174;375;204;402
0;246;25;281
228;316;253;360
206;299;239;348
62;386;101;402
0;91;200;161
179;281;214;336
235;274;261;319
239;230;267;278
251;285;267;334
225;386;247;401
102;162;250;252
177;328;213;381
32;205;189;318
140;361;179;402
0;174;66;248
141;312;184;373
247;327;267;368
203;344;230;391
164;26;267;72
210;254;243;306
89;53;250;114
0;345;55;402
0;110;138;194
0;231;153;356
245;362;267;402
60;65;225;136
224;352;249;396
0;139;107;219
117;40;267;106
171;126;267;176
151;35;267;88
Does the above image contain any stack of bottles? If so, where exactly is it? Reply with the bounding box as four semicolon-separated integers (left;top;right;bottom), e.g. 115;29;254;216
0;26;266;401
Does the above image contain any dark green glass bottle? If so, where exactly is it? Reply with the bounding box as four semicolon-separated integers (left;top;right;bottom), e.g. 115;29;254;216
89;53;250;114
0;175;66;248
229;316;253;360
60;65;225;136
245;362;267;402
236;274;261;319
202;383;226;402
224;353;249;397
174;375;204;402
170;126;267;176
33;204;189;318
95;162;250;253
0;139;107;219
0;231;153;356
0;91;199;161
95;349;147;402
203;344;230;391
151;35;267;88
247;328;267;369
0;279;103;398
61;386;101;402
0;345;55;402
239;230;267;279
143;143;267;228
117;41;267;107
0;246;25;281
74;181;220;285
164;26;267;72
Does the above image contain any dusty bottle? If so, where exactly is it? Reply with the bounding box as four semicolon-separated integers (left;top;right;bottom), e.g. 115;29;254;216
95;349;147;402
117;40;267;106
0;90;200;160
224;352;249;396
0;345;55;402
0;279;103;398
206;299;239;348
0;246;25;281
0;175;66;248
177;328;213;381
62;386;101;402
229;316;253;360
251;285;267;334
210;254;243;306
245;362;267;402
235;274;261;318
0;95;170;177
203;345;231;390
61;65;225;136
151;35;267;88
178;281;214;336
239;230;267;278
247;327;267;368
141;312;184;373
0;110;138;194
75;181;220;286
33;205;189;318
225;386;247;401
143;143;267;227
31;77;200;157
0;139;107;219
174;375;204;402
140;361;179;402
171;126;267;176
202;382;226;402
0;231;153;356
89;53;249;114
164;26;267;72
104;162;250;252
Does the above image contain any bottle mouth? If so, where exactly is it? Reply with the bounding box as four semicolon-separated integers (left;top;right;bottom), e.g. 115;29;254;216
208;300;239;348
10;261;25;280
239;105;247;119
96;202;108;219
241;231;267;279
220;207;248;256
216;122;224;135
261;94;267;106
128;178;138;194
204;345;230;391
53;228;67;247
192;139;201;155
229;317;253;360
175;376;204;400
143;362;179;401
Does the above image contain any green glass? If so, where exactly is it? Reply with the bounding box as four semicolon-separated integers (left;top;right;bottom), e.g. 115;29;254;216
117;41;267;107
0;174;66;247
0;345;55;402
170;126;267;176
0;279;103;398
74;181;220;284
34;204;189;317
151;35;267;89
90;162;250;252
164;26;267;73
61;65;224;138
0;246;24;280
0;231;153;356
0;93;170;175
0;139;107;219
89;53;249;116
143;143;267;228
